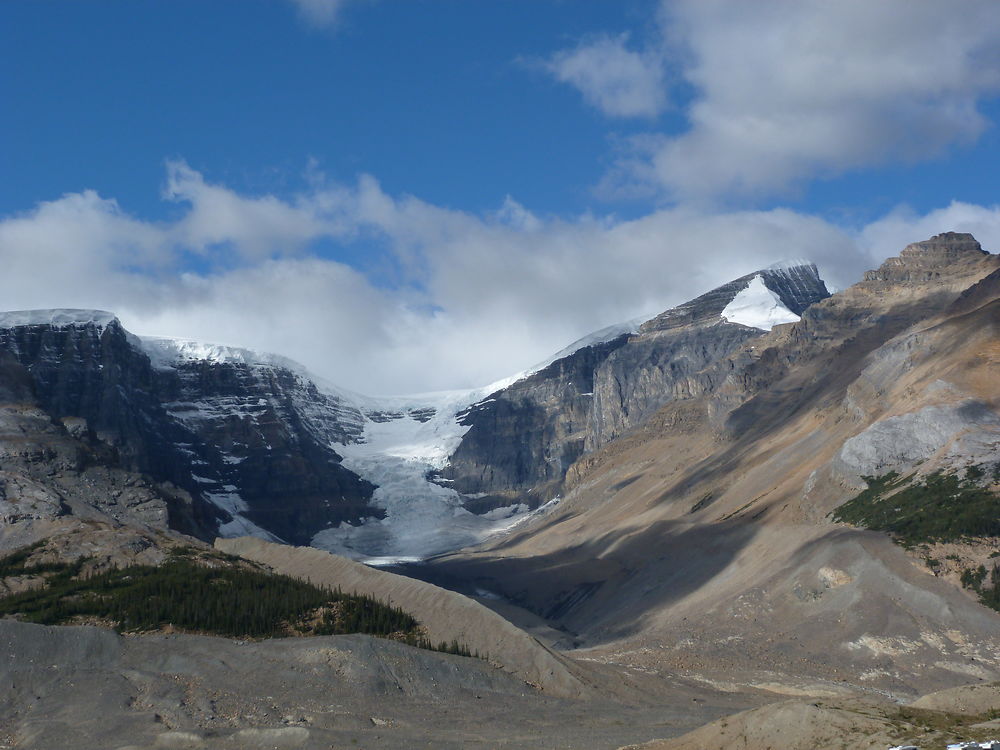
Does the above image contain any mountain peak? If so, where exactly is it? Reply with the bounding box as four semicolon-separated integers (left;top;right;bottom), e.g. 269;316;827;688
764;258;817;272
865;232;990;283
641;261;829;334
901;231;984;258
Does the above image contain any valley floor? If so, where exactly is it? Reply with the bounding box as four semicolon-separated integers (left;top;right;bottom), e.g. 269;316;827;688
0;620;760;750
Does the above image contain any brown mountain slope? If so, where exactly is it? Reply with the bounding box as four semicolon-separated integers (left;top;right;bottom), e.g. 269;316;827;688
214;536;589;697
625;682;1000;750
419;233;1000;699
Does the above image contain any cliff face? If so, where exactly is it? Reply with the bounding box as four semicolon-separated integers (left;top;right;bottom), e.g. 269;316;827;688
444;336;631;510
443;263;830;507
0;315;189;482
864;231;988;283
148;350;376;544
0;314;377;544
0;343;207;536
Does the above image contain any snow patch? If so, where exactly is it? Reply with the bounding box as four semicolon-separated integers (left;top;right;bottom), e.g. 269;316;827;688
721;274;800;330
0;309;118;329
201;485;282;542
140;336;312;373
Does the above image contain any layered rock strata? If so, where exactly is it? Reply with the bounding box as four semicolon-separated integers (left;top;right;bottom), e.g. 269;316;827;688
0;315;377;543
442;263;830;508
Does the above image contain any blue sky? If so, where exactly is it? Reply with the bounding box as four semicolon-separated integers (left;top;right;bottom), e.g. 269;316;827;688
3;1;662;220
3;0;1000;392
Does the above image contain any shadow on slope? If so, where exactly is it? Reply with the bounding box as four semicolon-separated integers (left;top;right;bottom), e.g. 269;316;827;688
405;519;761;647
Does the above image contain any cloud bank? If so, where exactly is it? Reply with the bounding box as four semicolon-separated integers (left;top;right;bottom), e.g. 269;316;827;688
3;163;998;394
4;3;999;393
547;0;1000;201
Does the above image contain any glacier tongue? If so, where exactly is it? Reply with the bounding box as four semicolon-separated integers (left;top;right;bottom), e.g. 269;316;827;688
313;385;535;561
721;274;801;330
308;319;658;561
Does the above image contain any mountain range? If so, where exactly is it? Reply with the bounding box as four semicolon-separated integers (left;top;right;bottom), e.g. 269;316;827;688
1;231;999;749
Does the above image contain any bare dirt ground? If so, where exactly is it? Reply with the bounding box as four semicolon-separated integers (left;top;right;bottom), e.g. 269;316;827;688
0;620;762;750
620;686;1000;750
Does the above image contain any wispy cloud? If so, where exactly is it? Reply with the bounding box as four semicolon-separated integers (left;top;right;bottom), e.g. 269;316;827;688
287;0;354;28
543;33;667;118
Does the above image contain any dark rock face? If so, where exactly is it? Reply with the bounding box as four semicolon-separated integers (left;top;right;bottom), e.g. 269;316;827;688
444;264;831;507
444;336;630;508
0;316;377;544
0;319;185;480
0;351;196;533
151;357;376;545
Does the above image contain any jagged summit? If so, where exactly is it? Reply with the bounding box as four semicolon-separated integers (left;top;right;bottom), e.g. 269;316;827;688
902;230;985;257
641;260;828;334
0;309;119;329
865;231;991;283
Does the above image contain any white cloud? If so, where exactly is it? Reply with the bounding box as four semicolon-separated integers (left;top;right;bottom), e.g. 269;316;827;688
593;0;1000;200
859;201;1000;265
287;0;354;28
164;160;336;259
544;34;667;118
0;165;992;394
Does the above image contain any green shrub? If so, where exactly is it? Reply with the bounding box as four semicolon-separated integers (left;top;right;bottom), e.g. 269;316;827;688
981;565;1000;611
832;469;1000;545
0;556;419;639
960;565;988;591
0;548;478;657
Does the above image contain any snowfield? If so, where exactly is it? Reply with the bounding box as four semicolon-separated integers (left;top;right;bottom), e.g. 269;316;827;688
0;309;119;329
312;384;533;561
721;274;801;330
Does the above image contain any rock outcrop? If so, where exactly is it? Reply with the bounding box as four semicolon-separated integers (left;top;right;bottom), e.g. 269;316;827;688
444;336;631;510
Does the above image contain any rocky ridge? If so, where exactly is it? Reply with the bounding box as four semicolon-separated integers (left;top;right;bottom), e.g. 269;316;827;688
0;261;831;554
441;262;830;509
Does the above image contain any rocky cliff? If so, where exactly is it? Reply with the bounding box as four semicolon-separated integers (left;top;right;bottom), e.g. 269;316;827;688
0;346;209;537
144;339;376;544
442;262;830;508
0;313;378;544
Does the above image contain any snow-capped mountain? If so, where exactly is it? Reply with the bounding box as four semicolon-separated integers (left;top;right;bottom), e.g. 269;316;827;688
0;260;829;560
5;234;1000;717
441;261;830;512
